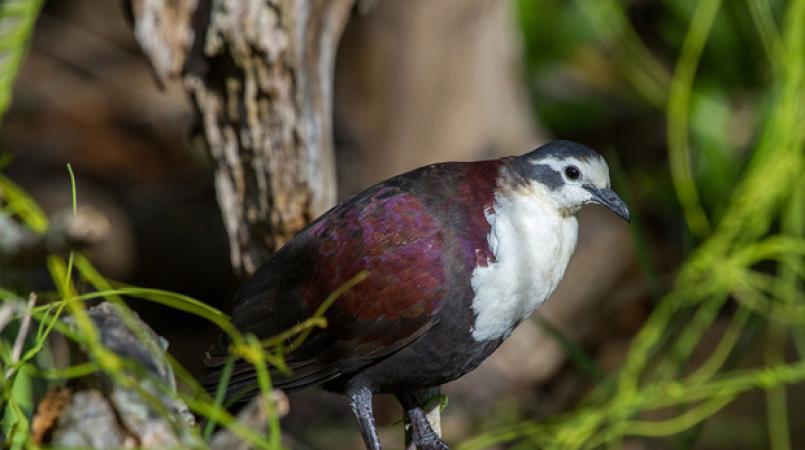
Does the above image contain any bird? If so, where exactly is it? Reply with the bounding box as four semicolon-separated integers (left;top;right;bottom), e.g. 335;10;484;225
203;140;630;450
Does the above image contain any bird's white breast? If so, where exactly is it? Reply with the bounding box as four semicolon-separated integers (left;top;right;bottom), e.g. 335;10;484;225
469;188;578;341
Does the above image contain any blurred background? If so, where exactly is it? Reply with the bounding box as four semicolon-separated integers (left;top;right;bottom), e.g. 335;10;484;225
1;0;803;449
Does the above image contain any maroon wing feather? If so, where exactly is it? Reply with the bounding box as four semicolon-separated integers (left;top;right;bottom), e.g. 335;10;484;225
204;182;448;393
304;185;446;321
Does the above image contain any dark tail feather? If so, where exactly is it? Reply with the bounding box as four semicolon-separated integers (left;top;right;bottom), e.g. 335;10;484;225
200;358;343;408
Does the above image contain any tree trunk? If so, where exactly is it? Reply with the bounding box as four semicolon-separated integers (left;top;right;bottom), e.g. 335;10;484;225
128;0;353;276
334;0;543;198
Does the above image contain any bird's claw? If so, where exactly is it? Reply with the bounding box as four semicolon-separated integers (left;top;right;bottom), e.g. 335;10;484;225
416;440;449;450
413;435;449;450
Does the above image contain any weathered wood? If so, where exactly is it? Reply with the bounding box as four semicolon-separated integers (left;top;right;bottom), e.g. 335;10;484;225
0;208;110;267
37;302;289;449
46;303;200;448
129;0;353;276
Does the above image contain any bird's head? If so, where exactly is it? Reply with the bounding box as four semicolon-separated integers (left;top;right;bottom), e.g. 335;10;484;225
505;140;630;221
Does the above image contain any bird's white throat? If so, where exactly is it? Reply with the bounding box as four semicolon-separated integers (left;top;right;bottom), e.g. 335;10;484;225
469;186;578;341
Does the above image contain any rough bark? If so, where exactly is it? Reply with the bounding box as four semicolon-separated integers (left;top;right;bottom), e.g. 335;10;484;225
129;0;353;276
45;303;199;448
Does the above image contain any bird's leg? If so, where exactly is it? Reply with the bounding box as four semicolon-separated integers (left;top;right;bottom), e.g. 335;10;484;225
397;387;448;450
349;386;382;450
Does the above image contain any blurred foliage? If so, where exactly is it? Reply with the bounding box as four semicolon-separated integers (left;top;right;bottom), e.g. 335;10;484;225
456;0;804;448
517;0;796;229
0;0;44;123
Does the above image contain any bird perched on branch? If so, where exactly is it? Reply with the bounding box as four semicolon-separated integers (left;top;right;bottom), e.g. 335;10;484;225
204;140;630;450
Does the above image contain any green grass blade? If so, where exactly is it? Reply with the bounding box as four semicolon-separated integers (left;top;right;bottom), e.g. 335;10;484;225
0;0;45;123
667;0;722;239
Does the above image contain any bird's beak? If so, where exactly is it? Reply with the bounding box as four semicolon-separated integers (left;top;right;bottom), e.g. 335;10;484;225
585;186;631;222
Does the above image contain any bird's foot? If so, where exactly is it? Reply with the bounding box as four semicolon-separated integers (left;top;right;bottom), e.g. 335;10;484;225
411;425;449;450
399;388;449;450
412;435;449;450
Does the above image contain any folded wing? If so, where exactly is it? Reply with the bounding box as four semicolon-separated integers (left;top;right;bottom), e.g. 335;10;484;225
203;181;448;397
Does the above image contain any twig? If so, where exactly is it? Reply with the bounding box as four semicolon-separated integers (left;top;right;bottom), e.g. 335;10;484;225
5;292;37;380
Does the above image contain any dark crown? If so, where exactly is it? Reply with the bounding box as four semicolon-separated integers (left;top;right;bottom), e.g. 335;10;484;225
523;140;602;162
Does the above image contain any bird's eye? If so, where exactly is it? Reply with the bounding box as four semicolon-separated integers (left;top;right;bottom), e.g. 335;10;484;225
564;166;581;180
